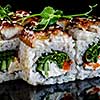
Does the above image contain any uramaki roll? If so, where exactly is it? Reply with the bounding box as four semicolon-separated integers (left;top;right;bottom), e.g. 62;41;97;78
19;19;77;85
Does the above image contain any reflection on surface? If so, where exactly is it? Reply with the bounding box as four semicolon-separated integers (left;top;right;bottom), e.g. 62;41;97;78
0;78;100;100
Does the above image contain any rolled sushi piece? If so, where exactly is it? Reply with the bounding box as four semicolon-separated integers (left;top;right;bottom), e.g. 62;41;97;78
0;22;22;83
67;17;100;80
0;49;21;83
0;11;25;83
0;4;31;83
18;18;77;85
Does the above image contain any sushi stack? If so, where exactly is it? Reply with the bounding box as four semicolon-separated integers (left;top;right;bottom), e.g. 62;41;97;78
0;5;100;86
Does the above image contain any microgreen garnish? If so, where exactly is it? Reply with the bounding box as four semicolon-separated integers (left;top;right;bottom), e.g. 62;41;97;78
20;6;63;30
20;4;97;31
63;4;98;19
0;4;13;22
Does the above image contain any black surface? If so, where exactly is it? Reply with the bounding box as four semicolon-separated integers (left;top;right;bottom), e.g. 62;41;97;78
0;0;100;16
0;78;100;100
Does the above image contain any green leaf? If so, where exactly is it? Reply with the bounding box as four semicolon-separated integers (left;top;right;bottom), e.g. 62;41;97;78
4;4;11;13
40;6;55;18
0;4;12;22
49;17;59;25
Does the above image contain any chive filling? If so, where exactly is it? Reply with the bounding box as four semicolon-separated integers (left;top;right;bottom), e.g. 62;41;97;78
83;42;100;63
0;50;17;71
36;50;70;78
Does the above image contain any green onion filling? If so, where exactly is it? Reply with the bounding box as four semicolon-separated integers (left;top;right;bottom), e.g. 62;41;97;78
36;50;70;78
0;50;17;71
83;42;100;63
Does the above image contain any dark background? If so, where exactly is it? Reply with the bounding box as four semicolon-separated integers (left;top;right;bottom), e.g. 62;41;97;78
0;0;100;16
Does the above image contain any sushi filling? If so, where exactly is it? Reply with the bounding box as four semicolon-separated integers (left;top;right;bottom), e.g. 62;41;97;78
0;50;18;71
36;50;72;78
83;42;100;70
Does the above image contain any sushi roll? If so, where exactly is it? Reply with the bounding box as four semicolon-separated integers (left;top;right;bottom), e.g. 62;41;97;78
67;17;100;80
0;6;26;82
18;5;99;85
18;18;77;85
0;21;23;82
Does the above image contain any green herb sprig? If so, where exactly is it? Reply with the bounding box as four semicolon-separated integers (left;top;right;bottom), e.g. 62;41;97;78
20;6;63;30
20;4;97;30
63;4;97;19
36;50;70;78
0;4;13;22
